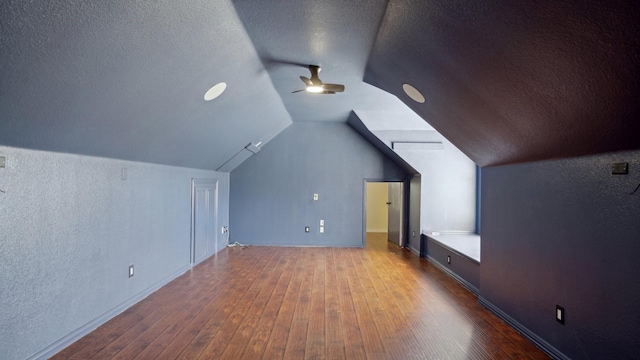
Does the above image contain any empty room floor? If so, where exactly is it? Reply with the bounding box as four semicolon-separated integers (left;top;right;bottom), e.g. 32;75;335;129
52;233;548;359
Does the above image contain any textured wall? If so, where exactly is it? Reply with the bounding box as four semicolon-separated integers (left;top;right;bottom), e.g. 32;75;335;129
481;150;640;359
0;146;229;360
230;122;406;247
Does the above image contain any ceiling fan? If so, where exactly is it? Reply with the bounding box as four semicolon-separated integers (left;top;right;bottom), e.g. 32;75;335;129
292;65;345;94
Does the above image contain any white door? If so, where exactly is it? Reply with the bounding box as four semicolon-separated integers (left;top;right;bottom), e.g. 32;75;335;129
387;182;403;246
192;179;218;264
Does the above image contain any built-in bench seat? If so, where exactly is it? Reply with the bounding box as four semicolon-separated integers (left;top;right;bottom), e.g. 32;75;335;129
421;233;480;294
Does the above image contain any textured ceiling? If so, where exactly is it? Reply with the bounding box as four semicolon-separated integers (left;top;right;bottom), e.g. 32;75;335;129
366;0;640;167
1;0;638;170
0;0;292;170
232;0;393;123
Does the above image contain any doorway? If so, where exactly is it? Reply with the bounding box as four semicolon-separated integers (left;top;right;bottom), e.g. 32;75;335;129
191;178;218;264
364;181;405;247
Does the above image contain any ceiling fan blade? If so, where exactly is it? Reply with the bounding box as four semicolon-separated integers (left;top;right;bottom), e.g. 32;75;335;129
322;84;345;92
300;76;313;86
292;89;306;93
261;55;309;69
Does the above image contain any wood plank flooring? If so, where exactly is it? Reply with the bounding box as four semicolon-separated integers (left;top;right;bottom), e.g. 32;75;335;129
52;233;549;359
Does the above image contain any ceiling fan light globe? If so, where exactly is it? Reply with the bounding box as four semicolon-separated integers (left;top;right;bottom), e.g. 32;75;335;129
306;85;324;93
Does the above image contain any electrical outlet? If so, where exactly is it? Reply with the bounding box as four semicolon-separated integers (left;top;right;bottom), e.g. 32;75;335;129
313;194;319;201
222;226;228;234
320;226;324;233
0;156;5;168
556;305;565;324
305;226;310;233
320;219;324;226
612;162;628;175
447;256;451;264
129;265;134;278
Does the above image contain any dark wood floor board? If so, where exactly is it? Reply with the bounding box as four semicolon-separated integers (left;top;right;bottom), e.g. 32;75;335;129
262;249;307;360
222;248;297;359
55;287;177;359
171;304;233;360
53;301;149;359
112;250;258;359
360;245;421;331
281;249;315;359
332;248;368;360
304;248;327;359
324;248;347;360
131;247;270;359
357;240;451;359
129;281;237;358
88;299;177;359
52;235;550;360
349;251;409;354
199;248;287;359
343;247;386;357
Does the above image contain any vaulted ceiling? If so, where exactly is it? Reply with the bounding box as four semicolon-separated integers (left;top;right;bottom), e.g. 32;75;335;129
1;0;638;170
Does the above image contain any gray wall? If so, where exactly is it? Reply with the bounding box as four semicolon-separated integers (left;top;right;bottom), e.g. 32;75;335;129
407;175;421;254
480;150;640;359
426;238;479;293
230;122;406;247
0;145;229;360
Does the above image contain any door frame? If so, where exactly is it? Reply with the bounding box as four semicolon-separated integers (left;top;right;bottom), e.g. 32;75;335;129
362;178;409;247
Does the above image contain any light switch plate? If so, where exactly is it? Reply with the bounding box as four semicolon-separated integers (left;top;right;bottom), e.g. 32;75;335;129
556;305;565;324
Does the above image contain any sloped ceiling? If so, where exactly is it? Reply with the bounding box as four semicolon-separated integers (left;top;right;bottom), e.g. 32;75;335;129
366;0;640;167
0;0;292;170
2;0;638;170
232;0;392;122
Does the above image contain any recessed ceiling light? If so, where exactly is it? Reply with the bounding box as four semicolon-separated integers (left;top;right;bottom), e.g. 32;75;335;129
402;83;425;103
204;82;227;101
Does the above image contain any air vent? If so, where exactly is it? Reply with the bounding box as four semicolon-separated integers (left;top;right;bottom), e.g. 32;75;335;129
392;142;444;151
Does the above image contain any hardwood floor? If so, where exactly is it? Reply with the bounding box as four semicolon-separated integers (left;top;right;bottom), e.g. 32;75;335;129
52;233;549;359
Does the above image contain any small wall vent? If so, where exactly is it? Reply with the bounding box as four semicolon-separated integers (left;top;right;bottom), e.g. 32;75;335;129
392;142;444;151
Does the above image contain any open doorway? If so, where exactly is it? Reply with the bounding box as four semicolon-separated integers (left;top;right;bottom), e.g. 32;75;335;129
365;181;404;247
